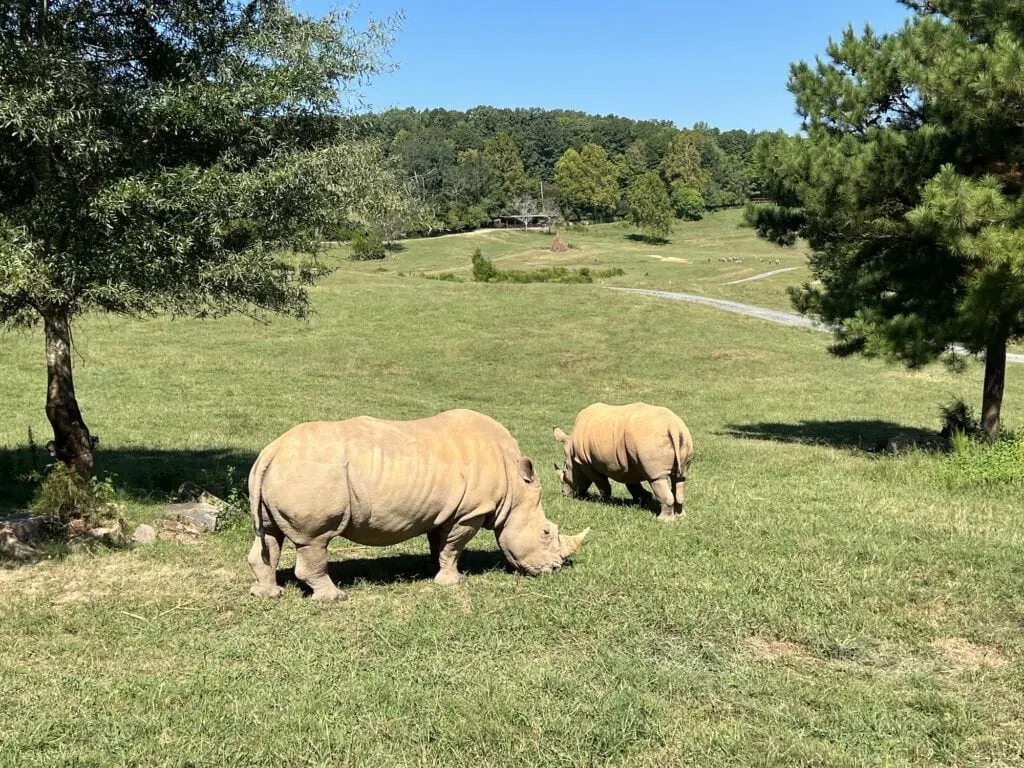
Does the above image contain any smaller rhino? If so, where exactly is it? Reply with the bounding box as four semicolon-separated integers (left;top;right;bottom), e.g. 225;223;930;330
553;402;693;521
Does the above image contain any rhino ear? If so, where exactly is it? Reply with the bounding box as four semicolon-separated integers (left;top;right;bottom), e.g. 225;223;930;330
552;427;569;444
518;456;538;485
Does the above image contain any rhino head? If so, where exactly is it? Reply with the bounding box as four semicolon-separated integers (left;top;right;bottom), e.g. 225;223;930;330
552;427;577;497
495;456;589;576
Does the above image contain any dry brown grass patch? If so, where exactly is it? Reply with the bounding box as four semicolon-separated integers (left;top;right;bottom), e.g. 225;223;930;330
932;637;1010;671
743;634;819;665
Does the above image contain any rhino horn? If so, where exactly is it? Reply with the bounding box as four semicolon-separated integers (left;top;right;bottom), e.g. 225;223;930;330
558;528;590;559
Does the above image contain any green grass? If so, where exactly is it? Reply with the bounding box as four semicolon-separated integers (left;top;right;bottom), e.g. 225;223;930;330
346;209;812;312
1;214;1023;766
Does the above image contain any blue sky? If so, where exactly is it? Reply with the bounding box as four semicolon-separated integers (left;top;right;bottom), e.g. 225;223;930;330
296;1;912;131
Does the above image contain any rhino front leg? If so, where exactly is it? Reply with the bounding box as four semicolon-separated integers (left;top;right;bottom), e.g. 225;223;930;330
592;475;612;502
649;477;676;522
295;539;347;602
434;518;484;586
247;525;285;599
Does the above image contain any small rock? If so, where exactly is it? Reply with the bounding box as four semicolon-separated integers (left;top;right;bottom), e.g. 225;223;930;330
86;519;125;546
0;512;46;559
163;501;220;532
883;434;917;454
132;524;157;545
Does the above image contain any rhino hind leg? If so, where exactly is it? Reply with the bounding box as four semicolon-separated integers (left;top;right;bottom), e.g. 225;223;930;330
649;477;677;522
248;526;285;599
434;518;483;586
673;477;686;518
295;540;347;602
627;483;653;507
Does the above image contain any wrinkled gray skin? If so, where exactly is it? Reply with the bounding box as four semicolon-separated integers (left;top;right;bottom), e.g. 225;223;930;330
553;402;694;521
247;409;588;601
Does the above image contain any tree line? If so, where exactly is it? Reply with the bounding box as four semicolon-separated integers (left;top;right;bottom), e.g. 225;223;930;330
347;107;779;237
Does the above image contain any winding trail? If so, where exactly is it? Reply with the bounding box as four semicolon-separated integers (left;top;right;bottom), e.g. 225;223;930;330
723;267;800;285
612;287;1024;365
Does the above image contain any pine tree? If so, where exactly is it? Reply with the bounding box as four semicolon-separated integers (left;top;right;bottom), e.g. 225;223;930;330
748;1;1024;439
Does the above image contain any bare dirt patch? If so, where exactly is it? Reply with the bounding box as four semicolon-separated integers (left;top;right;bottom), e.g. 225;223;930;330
932;637;1009;671
645;255;691;264
743;634;819;665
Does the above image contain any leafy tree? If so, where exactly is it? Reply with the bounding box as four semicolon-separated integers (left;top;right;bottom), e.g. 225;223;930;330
748;0;1024;439
671;185;706;221
627;172;672;240
616;140;652;187
0;0;399;476
554;143;619;221
483;133;530;204
661;132;710;194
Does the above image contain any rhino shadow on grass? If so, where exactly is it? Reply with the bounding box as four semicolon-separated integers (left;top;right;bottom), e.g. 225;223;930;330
724;420;939;454
0;446;257;508
276;548;514;592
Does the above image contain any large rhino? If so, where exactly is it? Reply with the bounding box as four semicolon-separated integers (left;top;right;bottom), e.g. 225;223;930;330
553;402;693;521
247;408;589;601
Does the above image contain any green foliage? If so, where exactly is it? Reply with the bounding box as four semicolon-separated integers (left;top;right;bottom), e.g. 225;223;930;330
939;399;986;441
554;144;620;221
29;463;116;526
350;230;387;261
671;185;706;221
939;431;1024;488
471;248;499;281
0;1;403;326
661;132;710;192
627;172;673;239
483;133;533;204
424;272;464;282
749;1;1024;435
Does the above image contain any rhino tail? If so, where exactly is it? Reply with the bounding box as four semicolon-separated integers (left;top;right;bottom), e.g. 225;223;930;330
248;440;279;564
670;427;689;480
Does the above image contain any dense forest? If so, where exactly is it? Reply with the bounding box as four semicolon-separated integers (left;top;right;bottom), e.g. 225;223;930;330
346;106;780;239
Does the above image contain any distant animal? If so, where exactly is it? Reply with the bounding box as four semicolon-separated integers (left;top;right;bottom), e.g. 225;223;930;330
247;409;588;601
553;402;693;521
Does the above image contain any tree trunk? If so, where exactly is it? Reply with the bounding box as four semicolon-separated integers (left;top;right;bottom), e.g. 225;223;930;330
43;311;96;478
982;330;1008;442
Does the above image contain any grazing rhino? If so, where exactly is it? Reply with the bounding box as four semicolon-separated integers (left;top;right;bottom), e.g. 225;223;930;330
247;408;589;601
553;402;693;521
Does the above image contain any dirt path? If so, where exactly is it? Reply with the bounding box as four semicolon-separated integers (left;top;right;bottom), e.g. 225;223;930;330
613;288;1024;365
724;267;800;285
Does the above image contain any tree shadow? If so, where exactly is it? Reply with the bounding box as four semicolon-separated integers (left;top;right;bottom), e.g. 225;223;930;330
625;233;670;246
277;548;512;592
0;445;257;508
723;420;942;453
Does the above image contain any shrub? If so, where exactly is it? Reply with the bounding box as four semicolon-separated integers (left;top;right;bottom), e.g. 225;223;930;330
939;398;986;440
350;230;386;260
471;248;499;281
425;272;464;282
29;463;118;527
471;249;624;284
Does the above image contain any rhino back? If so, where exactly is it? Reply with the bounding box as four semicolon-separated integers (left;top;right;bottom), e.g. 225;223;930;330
260;411;518;546
572;403;685;482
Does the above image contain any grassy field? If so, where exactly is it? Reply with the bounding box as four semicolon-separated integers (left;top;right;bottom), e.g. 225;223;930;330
1;212;1022;767
348;209;812;312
